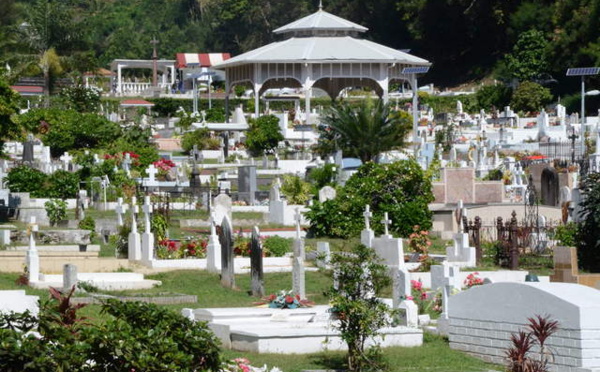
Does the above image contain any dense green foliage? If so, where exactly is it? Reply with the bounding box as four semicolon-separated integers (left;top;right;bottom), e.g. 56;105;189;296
306;160;434;238
245;115;284;156
1;0;597;95
577;173;600;272
0;290;222;371
181;127;221;153
321;100;411;163
505;29;550;82
510;81;554;113
15;108;122;157
475;85;513;112
0;76;23;156
44;199;67;226
326;244;395;371
5;167;78;199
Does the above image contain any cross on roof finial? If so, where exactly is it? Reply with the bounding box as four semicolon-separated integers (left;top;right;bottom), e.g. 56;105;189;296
319;0;323;10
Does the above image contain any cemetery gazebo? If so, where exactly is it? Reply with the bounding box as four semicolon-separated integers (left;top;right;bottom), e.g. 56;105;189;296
213;3;431;132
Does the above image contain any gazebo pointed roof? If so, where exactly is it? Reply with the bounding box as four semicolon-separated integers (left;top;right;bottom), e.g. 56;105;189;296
273;8;367;35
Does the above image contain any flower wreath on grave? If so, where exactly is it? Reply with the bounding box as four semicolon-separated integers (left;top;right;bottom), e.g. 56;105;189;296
256;290;314;309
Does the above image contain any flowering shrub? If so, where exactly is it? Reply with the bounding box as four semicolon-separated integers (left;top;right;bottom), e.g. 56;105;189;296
222;358;282;372
408;225;432;254
103;151;141;167
153;158;176;172
232;200;247;206
464;272;484;288
259;290;314;309
409;279;442;315
233;237;251;256
156;237;208;259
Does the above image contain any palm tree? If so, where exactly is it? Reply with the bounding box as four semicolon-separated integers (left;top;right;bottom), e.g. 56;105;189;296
321;99;411;163
5;0;82;102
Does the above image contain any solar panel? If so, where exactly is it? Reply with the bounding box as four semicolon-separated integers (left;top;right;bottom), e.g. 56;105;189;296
566;67;600;76
402;66;430;74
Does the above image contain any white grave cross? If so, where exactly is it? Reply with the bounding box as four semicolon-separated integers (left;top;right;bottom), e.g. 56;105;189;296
381;212;392;236
60;152;73;170
142;196;153;234
116;197;127;226
146;164;158;184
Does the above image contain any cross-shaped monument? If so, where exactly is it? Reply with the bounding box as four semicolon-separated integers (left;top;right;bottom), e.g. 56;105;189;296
146;164;158;184
115;197;127;226
60;152;73;171
381;212;392;236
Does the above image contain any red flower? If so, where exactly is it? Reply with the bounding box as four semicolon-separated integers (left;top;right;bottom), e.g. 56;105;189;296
268;294;276;301
285;296;294;304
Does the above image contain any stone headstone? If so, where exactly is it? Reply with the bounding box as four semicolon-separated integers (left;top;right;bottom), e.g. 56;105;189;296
318;186;337;203
219;216;235;289
63;264;78;292
238;165;257;205
59;151;73;171
250;226;264;297
214;193;232;225
22;138;34;163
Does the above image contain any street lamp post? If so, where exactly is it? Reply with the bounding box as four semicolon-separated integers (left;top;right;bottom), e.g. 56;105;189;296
402;66;431;149
566;67;600;134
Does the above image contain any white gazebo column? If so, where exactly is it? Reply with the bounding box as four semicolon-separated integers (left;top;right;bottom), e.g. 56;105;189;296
409;74;419;145
170;66;176;86
254;81;263;118
117;64;123;95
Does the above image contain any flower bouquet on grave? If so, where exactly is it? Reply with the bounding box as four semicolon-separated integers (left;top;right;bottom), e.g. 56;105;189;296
222;358;283;372
256;290;314;309
464;272;484;288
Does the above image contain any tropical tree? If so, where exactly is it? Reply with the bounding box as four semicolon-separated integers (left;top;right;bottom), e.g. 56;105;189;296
321;100;411;163
510;81;553;113
12;0;83;99
245;114;284;156
505;29;550;82
0;76;22;155
326;243;395;371
306;159;434;238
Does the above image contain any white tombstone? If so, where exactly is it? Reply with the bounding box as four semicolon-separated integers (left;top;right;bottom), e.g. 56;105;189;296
361;205;375;248
213;193;232;226
26;216;39;283
391;266;418;327
122;152;132;176
128;197;142;260
292;235;306;300
115;197;127;226
141;196;154;263
446;232;476;268
437;263;461;335
318;186;337;203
